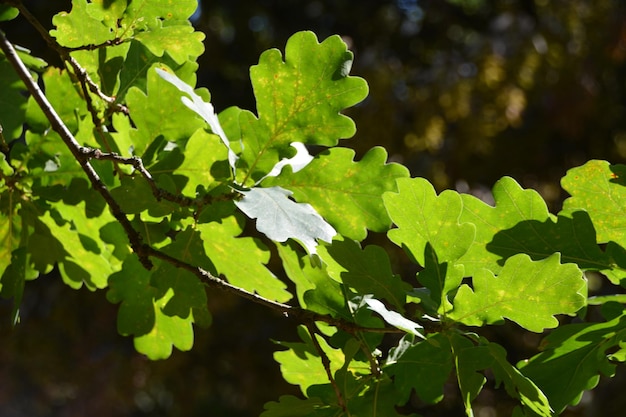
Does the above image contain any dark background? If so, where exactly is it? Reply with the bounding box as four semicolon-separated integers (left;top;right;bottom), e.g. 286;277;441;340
2;0;626;416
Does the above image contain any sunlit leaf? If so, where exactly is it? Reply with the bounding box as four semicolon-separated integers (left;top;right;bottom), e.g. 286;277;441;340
449;253;586;332
198;214;291;302
561;160;626;246
240;31;368;183
51;0;117;47
266;146;409;240
383;177;475;307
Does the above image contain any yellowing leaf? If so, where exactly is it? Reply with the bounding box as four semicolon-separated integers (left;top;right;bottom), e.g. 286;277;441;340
240;31;368;183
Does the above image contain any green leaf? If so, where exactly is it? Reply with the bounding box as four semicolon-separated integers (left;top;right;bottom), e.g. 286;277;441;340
107;256;158;336
488;210;620;282
273;326;348;394
123;0;198;24
135;24;205;65
240;31;368;183
85;0;128;25
383;177;475;307
448;253;586;332
0;58;28;140
384;333;453;404
156;68;238;171
118;67;205;157
40;202;121;290
197;214;292;302
133;287;195;360
561;160;626;245
276;242;346;314
110;175;176;216
0;5;19;21
265;146;409;240
235;186;336;255
518;313;626;413
458;176;551;276
156;228;211;323
385;177;475;265
450;335;552;417
51;0;117;47
317;237;409;310
173;129;231;196
261;395;333;417
107;256;200;360
0;193;22;278
25;67;86;134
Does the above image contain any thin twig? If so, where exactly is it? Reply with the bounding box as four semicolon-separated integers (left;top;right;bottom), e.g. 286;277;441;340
78;145;232;208
65;38;127;51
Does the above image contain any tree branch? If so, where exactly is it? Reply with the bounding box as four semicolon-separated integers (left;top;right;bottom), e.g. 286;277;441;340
0;29;151;269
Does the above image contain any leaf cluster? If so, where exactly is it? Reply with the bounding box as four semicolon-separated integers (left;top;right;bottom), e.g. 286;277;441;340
1;2;626;416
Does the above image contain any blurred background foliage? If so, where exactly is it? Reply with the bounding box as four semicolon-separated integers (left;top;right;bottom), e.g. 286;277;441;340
2;0;626;416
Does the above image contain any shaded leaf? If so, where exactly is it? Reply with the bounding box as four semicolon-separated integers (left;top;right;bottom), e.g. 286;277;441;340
488;210;620;283
110;175;177;217
458;176;551;276
133;287;195;360
519;313;626;413
384;333;453;404
276;242;345;313
450;334;552;417
317;237;409;310
117;67;204;157
107;257;158;336
0;59;27;140
0;5;18;21
261;395;333;417
235;186;336;255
